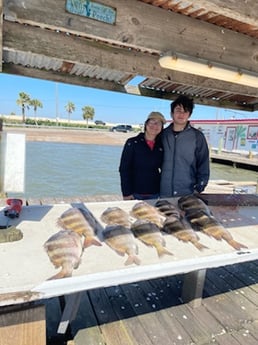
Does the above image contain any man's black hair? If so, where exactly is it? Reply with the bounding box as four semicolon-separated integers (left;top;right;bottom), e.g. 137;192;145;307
170;95;194;115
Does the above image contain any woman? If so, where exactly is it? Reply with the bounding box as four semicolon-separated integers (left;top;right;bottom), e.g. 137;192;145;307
119;111;166;200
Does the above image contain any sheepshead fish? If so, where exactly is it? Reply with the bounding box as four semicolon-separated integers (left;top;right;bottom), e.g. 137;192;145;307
44;229;84;280
155;199;181;219
178;194;211;215
163;215;208;251
185;209;248;250
131;219;173;257
57;207;102;248
102;225;140;265
130;201;164;228
100;207;131;227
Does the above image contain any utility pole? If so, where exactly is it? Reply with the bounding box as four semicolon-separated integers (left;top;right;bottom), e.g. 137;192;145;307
55;82;59;125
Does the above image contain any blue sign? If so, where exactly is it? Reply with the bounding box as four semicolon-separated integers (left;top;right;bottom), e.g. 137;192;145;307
66;0;116;25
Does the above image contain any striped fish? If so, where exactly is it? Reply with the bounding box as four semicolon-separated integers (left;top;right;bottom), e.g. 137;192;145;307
185;209;248;250
102;224;141;265
131;219;173;257
163;215;208;251
44;229;84;280
57;207;102;247
100;206;131;227
130;201;164;228
178;194;212;215
179;195;248;250
155;199;181;219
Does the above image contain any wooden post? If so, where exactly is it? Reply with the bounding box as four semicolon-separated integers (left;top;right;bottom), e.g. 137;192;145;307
0;132;26;195
0;121;5;198
248;150;253;159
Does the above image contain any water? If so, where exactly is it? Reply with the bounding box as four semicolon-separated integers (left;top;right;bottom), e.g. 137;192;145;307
10;142;258;199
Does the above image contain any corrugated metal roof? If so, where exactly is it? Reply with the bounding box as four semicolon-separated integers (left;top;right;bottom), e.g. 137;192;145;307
139;77;258;109
3;48;135;86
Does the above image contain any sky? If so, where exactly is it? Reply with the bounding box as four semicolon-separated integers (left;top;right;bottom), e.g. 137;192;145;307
0;73;257;125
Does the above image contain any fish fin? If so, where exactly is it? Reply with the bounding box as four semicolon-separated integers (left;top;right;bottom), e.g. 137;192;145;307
227;240;248;250
156;246;174;257
83;237;102;248
192;241;209;251
47;267;73;280
113;249;125;257
124;255;141;266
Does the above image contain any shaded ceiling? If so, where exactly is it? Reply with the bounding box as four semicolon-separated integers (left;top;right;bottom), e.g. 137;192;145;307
1;0;258;112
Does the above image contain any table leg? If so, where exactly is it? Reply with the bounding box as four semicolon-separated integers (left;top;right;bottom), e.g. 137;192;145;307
57;292;83;334
181;269;207;308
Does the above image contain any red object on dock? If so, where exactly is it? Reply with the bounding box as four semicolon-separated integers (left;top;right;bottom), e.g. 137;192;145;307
4;199;23;218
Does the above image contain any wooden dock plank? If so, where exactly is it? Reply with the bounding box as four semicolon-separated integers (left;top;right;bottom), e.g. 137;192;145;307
225;260;258;293
215;332;248;345
120;281;194;345
106;279;194;345
104;285;153;345
43;261;258;344
202;287;256;333
88;287;143;345
231;329;258;345
243;321;258;342
210;151;258;170
206;268;258;319
146;275;224;343
52;291;104;345
101;320;140;345
72;326;105;345
0;305;46;345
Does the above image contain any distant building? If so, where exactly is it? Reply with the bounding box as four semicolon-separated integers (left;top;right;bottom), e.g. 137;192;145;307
190;119;258;153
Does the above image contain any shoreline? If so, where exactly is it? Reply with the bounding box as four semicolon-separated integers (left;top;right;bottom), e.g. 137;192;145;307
2;126;257;198
3;126;133;146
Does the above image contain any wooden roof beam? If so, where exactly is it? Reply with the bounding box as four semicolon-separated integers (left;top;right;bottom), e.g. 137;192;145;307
3;21;258;98
3;0;258;74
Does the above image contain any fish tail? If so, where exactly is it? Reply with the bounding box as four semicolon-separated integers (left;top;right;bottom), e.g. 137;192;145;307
83;237;102;248
124;255;141;266
156;245;174;257
193;241;209;251
227;239;248;250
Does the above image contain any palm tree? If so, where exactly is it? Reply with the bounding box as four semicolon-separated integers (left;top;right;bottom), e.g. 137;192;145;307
16;92;31;123
30;98;43;125
65;101;75;123
82;105;95;128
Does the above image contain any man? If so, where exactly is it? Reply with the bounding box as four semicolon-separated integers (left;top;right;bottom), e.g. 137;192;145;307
160;95;210;197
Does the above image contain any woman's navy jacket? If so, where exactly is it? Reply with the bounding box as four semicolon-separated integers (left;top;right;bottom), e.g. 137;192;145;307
119;132;164;197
